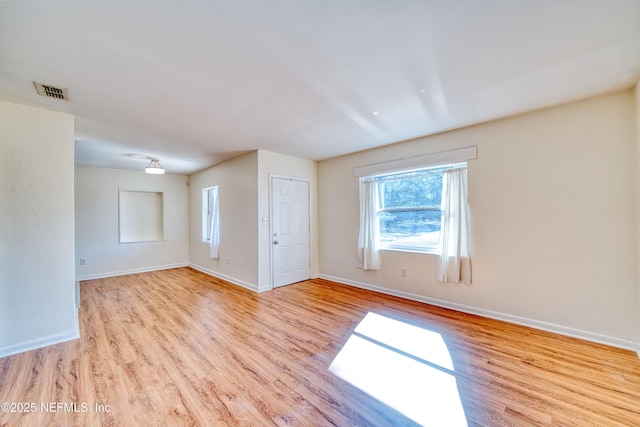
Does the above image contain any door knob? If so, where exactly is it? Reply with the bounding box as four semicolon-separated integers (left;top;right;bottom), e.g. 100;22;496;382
273;240;279;245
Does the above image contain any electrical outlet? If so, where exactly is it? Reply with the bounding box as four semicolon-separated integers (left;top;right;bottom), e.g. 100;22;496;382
225;257;230;265
401;268;406;277
80;258;87;266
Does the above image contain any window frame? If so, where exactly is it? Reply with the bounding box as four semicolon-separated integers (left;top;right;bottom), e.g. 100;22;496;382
371;162;465;254
202;186;218;242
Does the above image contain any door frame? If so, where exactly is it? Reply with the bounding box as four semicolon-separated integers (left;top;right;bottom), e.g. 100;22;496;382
269;174;311;289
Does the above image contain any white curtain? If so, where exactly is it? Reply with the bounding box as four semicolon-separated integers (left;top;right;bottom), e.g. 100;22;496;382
356;178;381;270
436;168;471;284
208;187;220;259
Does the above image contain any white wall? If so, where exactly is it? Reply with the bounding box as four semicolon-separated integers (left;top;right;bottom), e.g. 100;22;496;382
318;90;639;349
75;166;189;280
188;150;317;291
189;152;259;289
257;150;317;291
0;100;78;357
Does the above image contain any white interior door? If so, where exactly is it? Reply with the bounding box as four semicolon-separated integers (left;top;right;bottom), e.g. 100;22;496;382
271;177;310;288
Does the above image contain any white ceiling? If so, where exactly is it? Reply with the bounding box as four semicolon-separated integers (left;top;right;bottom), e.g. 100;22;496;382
1;1;639;175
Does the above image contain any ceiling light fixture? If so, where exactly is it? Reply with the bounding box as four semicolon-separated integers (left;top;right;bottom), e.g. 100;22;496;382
145;158;165;174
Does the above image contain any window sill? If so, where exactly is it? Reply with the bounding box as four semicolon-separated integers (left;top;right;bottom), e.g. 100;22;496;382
381;247;439;256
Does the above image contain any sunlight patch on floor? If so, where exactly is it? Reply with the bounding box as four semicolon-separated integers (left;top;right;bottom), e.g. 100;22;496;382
329;312;467;426
354;312;454;371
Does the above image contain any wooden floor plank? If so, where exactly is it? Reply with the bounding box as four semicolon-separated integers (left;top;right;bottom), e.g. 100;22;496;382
1;267;639;426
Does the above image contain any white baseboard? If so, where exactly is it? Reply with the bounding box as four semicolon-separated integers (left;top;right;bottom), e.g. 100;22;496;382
319;274;640;355
0;328;80;359
189;263;258;292
76;262;189;281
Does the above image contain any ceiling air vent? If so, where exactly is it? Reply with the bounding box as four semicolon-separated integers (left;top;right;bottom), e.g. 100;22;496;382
33;81;69;101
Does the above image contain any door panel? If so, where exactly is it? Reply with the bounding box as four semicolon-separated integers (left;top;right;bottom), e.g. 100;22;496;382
272;177;310;288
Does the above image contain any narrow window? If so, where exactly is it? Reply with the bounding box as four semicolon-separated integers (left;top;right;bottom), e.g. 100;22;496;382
202;187;218;242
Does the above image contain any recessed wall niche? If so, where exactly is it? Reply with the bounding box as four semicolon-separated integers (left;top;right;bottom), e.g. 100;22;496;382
118;190;164;243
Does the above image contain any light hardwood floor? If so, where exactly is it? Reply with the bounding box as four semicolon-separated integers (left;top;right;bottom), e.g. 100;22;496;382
1;267;639;426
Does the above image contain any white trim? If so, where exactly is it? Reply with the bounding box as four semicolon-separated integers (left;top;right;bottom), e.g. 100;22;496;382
0;325;80;359
189;263;259;292
319;274;640;356
76;262;188;281
354;145;477;177
257;283;272;293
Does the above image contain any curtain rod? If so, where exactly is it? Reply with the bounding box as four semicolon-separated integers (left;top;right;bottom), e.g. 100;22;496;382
353;145;477;177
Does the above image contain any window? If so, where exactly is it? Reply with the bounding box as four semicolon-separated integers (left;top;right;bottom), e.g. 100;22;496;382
202;186;218;242
368;163;464;253
355;146;475;275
